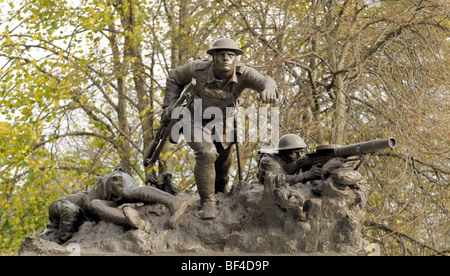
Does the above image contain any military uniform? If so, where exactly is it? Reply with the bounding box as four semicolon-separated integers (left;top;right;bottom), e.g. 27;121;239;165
258;134;320;185
44;168;193;244
164;58;277;214
46;193;88;244
258;152;290;182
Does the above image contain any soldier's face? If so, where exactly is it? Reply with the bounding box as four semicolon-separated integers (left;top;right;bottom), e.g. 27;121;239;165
282;149;305;163
286;151;300;163
213;50;237;78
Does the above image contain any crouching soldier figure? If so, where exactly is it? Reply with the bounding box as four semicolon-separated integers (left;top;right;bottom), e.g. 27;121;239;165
258;134;322;185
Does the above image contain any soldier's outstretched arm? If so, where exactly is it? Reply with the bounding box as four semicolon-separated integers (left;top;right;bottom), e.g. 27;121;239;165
241;65;278;104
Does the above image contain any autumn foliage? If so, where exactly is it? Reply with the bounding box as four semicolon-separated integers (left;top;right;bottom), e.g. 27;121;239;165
1;0;448;255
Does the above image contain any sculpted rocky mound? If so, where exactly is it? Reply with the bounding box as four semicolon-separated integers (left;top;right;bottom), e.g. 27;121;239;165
19;160;369;256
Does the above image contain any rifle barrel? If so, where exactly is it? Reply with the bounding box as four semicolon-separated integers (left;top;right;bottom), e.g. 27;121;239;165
143;81;194;167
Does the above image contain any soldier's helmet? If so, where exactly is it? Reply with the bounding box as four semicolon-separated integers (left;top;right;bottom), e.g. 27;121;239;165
207;38;244;56
277;134;307;151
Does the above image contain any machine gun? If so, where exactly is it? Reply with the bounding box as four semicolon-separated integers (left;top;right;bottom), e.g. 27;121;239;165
143;80;195;167
284;138;397;175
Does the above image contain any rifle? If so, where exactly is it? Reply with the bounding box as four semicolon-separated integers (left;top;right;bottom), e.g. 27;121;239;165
284;138;397;175
143;79;195;167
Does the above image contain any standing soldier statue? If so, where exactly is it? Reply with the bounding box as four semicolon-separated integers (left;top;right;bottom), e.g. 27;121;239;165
161;38;278;219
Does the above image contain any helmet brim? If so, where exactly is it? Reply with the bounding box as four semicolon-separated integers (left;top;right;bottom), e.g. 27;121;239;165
207;47;244;56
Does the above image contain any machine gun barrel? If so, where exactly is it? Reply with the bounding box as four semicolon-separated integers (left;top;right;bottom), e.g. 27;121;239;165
284;137;397;174
333;137;397;157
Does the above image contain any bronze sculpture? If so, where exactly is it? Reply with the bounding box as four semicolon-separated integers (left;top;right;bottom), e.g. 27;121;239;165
161;38;278;219
258;134;322;184
43;168;194;244
258;135;397;185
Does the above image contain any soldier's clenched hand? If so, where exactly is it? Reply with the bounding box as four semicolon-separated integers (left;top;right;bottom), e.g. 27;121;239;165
161;107;172;126
259;89;278;104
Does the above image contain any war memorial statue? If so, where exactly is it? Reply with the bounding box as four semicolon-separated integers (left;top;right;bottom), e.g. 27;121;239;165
39;168;194;245
19;39;397;256
149;38;278;219
258;134;322;184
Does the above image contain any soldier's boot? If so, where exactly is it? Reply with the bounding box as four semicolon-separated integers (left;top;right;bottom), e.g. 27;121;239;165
195;164;218;220
199;199;217;220
88;200;150;232
123;207;151;232
123;186;195;228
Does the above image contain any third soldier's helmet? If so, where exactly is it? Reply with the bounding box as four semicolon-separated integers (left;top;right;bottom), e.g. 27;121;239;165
207;38;244;56
277;134;307;151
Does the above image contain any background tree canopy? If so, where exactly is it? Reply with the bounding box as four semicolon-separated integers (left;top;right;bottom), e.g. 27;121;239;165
0;0;448;255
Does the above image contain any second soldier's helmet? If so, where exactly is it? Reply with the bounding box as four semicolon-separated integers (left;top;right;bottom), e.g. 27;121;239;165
277;134;307;151
207;38;244;56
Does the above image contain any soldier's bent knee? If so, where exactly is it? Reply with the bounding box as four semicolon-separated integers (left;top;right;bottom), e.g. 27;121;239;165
195;148;219;165
88;199;103;213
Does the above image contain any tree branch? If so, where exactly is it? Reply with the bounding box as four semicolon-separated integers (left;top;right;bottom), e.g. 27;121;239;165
365;220;447;256
33;131;119;150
